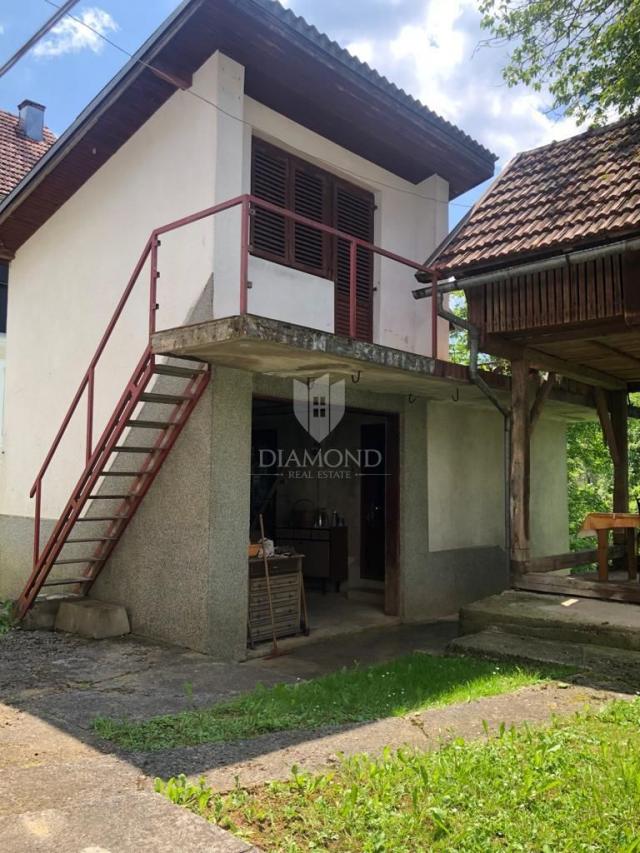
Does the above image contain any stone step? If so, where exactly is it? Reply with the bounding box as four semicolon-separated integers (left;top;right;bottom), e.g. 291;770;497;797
460;590;640;652
449;626;640;683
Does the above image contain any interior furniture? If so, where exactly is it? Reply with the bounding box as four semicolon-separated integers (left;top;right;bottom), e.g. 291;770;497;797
579;512;640;582
247;553;307;647
276;527;348;592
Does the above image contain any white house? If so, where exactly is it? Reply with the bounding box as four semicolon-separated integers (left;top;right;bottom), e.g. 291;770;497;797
0;0;577;659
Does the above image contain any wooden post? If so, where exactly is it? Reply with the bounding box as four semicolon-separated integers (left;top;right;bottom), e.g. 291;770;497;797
609;390;629;515
510;359;531;571
610;390;630;571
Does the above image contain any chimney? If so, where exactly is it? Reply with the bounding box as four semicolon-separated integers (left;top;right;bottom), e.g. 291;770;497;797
17;100;45;142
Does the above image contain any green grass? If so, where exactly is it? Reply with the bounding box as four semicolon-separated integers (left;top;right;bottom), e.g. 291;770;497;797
93;653;562;751
0;600;15;636
158;699;640;852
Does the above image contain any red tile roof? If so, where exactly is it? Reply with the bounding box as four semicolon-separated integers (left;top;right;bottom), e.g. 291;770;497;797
0;109;56;198
431;115;640;276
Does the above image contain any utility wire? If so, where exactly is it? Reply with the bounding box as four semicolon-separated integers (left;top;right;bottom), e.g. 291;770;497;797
1;0;81;78
43;0;478;210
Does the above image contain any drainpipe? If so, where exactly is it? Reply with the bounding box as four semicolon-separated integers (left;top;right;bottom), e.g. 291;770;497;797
437;292;512;555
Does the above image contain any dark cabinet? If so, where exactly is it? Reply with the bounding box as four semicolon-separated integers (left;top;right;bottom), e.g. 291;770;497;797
276;527;348;592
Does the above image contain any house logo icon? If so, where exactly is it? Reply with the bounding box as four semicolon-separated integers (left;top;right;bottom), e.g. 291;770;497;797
293;374;346;442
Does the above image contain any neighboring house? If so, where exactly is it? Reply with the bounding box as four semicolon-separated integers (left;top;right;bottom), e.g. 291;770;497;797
0;0;577;659
0;101;56;446
421;115;640;595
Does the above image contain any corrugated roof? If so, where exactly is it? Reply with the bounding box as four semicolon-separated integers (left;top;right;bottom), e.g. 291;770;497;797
0;109;56;198
431;114;640;275
255;0;495;165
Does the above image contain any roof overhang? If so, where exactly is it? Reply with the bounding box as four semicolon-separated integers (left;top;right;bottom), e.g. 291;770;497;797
0;0;495;256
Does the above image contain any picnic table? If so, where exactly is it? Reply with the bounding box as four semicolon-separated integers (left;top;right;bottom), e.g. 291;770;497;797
579;513;640;582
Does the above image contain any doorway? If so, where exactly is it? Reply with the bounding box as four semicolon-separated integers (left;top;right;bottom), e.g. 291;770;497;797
248;396;400;649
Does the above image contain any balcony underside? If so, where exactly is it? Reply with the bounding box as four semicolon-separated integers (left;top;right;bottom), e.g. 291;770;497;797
152;314;595;418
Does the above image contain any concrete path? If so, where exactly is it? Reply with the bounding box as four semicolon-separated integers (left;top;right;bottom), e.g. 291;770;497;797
0;621;454;852
138;682;628;792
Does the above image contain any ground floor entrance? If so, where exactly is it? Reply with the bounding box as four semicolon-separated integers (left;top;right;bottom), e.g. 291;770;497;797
248;394;400;649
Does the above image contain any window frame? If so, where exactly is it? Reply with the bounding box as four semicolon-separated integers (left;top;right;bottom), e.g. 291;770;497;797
250;138;373;280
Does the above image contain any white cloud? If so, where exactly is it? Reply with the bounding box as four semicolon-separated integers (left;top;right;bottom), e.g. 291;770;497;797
346;40;374;65
290;0;590;169
33;7;118;58
385;0;582;164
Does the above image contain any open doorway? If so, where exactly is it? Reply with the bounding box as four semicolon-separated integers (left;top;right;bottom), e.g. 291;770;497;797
248;395;399;648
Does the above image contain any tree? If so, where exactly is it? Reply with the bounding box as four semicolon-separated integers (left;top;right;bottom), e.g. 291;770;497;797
479;0;640;123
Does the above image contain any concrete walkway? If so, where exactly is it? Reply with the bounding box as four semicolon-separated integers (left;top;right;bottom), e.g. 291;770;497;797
0;621;454;852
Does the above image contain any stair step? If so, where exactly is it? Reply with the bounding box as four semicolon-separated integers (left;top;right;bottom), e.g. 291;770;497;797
75;516;128;522
66;537;118;543
88;494;133;500
53;557;104;565
125;420;172;429
99;470;154;477
153;364;206;378
140;392;190;405
43;577;93;587
113;446;158;453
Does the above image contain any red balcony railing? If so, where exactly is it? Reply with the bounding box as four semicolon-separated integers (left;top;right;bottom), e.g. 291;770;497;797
30;194;436;565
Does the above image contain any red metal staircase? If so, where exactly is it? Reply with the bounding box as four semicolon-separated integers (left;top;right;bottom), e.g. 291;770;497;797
16;346;209;617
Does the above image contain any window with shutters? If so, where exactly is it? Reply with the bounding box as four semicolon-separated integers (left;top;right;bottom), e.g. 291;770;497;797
251;138;375;340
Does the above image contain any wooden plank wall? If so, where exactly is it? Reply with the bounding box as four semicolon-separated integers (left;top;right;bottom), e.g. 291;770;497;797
468;254;625;334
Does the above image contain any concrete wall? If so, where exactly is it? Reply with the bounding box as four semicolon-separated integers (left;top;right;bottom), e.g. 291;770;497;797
91;366;252;657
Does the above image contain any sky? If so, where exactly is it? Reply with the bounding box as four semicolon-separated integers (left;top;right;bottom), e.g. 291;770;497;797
0;0;584;226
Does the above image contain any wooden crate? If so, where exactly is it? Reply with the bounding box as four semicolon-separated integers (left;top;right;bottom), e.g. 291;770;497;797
248;557;304;645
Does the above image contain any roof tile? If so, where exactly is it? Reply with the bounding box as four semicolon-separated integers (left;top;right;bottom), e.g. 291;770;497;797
433;115;640;274
0;109;56;198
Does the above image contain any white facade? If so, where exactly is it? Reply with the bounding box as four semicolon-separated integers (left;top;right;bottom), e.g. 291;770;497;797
0;51;450;521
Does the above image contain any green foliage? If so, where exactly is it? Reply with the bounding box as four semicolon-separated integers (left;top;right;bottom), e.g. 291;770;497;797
479;0;640;124
154;774;213;813
93;653;558;751
176;699;640;851
567;396;640;547
0;601;15;636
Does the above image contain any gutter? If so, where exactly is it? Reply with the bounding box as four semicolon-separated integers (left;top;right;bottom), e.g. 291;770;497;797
413;234;640;299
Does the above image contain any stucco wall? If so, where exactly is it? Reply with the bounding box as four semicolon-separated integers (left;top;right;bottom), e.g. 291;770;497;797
1;57;221;520
1;50;449;528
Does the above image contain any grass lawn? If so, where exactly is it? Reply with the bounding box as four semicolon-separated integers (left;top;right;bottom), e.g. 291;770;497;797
157;699;640;852
94;652;562;750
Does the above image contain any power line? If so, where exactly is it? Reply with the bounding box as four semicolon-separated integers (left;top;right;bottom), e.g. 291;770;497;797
1;0;80;78
43;0;478;210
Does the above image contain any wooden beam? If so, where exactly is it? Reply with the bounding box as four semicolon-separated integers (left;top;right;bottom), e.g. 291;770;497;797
529;372;556;431
610;390;629;515
510;359;531;567
514;544;623;574
486;337;626;390
594;388;621;467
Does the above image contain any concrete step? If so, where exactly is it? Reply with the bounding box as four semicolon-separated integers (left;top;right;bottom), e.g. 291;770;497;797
450;626;640;683
460;590;640;652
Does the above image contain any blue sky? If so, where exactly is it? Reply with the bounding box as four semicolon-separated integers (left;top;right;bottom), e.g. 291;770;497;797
0;1;582;227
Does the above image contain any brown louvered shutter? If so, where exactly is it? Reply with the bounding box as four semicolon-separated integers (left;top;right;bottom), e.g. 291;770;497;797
292;164;329;276
334;182;375;340
251;141;289;263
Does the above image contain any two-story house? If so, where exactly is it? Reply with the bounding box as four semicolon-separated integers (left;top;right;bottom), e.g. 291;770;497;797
0;0;576;659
